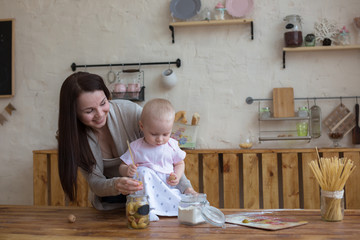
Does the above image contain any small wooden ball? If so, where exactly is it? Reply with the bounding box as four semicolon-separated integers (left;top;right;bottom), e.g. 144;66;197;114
68;214;76;223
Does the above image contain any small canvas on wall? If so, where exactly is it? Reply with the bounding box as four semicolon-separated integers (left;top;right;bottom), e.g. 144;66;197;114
0;19;14;98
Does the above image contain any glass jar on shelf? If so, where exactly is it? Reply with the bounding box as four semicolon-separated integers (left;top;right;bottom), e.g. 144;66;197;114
305;33;316;47
298;106;308;118
296;121;308;136
284;15;303;47
214;2;226;20
260;107;271;119
338;26;350;45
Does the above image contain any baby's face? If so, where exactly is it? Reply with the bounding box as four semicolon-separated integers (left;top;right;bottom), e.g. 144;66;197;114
140;117;173;147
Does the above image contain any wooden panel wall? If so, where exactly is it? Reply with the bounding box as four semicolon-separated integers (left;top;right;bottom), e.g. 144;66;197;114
33;148;360;209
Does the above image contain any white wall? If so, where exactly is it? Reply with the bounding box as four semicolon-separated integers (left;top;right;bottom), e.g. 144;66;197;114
0;0;359;205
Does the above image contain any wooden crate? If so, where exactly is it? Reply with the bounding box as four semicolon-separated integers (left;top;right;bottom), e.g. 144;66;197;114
184;148;360;209
33;150;91;207
33;148;360;209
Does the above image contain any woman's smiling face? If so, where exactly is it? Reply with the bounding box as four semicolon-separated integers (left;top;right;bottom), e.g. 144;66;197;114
76;90;110;130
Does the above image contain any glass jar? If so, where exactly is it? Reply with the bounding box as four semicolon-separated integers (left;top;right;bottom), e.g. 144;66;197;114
321;189;344;222
178;194;207;225
296;121;308;136
260;107;271;119
126;194;150;229
239;133;254;149
178;193;225;228
338;26;350;45
305;33;316;47
298;106;308;118
284;15;303;47
214;2;225;20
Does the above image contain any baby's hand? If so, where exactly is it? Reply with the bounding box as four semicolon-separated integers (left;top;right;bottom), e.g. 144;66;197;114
167;173;180;186
127;164;138;177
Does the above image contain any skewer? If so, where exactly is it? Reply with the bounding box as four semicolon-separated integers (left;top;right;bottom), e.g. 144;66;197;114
315;147;320;161
127;140;139;179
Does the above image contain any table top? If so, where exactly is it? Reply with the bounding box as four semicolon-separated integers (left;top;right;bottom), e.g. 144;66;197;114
1;205;360;239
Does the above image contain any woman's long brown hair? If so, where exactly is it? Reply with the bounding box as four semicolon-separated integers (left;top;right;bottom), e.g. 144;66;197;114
58;72;110;201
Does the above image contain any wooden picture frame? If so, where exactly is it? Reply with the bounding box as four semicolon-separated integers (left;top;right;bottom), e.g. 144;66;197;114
0;19;15;98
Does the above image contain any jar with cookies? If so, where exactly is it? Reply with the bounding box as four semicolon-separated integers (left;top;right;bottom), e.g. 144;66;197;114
126;194;150;229
239;132;254;149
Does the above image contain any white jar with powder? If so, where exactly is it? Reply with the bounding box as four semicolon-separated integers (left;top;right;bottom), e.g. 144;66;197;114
178;193;226;228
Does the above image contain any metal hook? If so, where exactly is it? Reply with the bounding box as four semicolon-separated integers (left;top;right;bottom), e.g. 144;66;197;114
356;96;358;104
313;97;317;105
84;65;87;72
107;64;116;84
340;96;343;105
168;61;171;70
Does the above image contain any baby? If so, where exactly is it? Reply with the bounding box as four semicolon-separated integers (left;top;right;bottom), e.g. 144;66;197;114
119;98;186;220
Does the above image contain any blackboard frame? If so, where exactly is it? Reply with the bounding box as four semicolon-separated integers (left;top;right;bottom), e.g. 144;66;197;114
0;19;15;98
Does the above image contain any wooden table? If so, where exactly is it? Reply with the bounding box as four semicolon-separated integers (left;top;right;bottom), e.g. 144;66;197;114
1;205;359;239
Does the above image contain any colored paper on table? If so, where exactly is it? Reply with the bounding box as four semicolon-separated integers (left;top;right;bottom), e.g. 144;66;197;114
226;214;308;231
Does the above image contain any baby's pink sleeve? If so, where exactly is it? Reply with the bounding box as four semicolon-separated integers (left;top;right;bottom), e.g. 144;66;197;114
169;138;186;164
120;150;132;165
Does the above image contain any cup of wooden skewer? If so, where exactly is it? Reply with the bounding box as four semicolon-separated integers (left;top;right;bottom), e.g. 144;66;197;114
309;148;356;221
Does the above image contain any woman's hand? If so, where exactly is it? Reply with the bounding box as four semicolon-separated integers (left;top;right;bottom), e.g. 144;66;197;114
114;177;143;195
127;164;138;177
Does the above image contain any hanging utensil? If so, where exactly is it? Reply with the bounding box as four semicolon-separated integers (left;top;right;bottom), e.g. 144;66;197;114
323;99;355;137
352;98;360;144
107;64;116;84
310;99;321;138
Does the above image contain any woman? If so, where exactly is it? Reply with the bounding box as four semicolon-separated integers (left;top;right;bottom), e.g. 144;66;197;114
58;72;195;210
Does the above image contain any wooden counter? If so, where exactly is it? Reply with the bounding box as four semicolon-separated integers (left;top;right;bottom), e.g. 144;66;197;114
1;205;360;239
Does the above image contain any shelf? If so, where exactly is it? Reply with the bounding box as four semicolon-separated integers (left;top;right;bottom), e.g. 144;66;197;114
282;44;360;68
259;116;309;121
258;112;311;142
169;19;254;43
259;136;311;141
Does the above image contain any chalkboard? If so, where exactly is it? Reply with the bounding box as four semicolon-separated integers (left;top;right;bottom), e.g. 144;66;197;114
0;19;14;97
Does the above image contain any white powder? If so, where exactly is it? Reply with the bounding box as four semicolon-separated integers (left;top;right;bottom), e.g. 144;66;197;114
178;206;205;225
